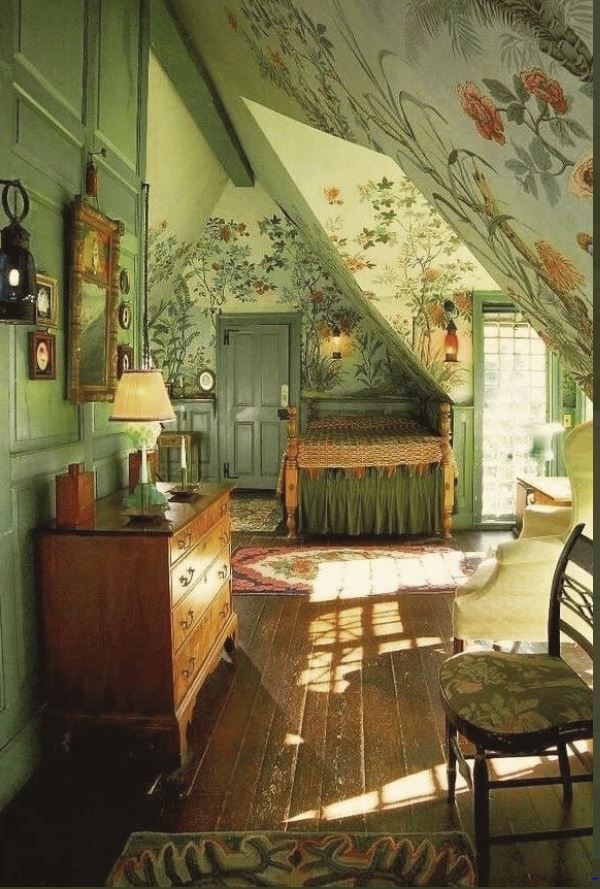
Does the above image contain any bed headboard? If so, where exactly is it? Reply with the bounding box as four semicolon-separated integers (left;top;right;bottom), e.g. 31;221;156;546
302;396;419;430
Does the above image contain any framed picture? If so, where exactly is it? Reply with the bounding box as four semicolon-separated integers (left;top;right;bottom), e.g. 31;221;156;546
118;302;132;330
35;274;58;327
67;196;123;403
117;344;134;379
29;331;56;380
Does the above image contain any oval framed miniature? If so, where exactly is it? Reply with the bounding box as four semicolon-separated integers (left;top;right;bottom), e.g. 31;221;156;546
119;267;131;295
118;302;132;330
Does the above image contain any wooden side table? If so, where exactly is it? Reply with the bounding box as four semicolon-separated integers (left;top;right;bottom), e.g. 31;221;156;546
158;432;201;483
514;475;571;534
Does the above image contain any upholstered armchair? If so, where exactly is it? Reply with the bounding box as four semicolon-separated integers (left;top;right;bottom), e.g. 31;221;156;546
453;420;592;649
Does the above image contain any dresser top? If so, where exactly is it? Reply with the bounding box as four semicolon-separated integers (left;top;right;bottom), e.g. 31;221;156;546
41;483;234;536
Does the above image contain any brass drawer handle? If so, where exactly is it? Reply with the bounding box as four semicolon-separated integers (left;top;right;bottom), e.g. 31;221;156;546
179;566;195;587
182;655;196;678
177;530;193;550
180;609;194;630
219;603;229;620
217;564;229;581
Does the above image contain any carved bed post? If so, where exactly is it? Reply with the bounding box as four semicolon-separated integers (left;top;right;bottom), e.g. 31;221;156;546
439;402;454;539
283;405;299;538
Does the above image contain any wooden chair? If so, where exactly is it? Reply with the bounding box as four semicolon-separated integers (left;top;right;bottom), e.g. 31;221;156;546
439;523;592;884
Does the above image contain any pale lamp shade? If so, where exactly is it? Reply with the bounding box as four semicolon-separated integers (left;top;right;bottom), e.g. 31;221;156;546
110;369;175;422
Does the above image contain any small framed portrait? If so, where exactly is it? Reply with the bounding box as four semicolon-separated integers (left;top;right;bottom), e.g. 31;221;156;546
118;302;132;330
29;331;56;380
35;274;58;327
116;344;134;379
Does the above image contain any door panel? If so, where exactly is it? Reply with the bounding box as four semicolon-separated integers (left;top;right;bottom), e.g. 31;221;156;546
222;323;289;489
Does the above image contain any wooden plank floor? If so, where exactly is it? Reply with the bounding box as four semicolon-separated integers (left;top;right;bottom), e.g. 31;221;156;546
0;530;592;887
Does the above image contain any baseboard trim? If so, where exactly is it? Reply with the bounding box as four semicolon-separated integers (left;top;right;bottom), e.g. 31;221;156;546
0;712;41;812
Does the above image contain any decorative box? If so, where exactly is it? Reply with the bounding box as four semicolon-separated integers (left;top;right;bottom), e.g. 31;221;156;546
56;463;95;527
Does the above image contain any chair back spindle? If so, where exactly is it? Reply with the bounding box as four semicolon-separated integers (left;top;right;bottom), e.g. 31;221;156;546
548;523;593;657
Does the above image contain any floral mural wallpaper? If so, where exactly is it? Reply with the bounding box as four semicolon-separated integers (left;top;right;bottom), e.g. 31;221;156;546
147;185;402;399
171;0;593;397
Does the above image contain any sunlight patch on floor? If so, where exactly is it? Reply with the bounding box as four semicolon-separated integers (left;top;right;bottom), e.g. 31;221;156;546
308;552;465;602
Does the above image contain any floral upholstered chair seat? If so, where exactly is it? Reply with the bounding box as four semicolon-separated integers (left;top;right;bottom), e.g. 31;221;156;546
439;650;592;748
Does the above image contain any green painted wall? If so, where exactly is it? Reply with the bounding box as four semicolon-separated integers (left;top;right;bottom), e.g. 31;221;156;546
0;0;149;810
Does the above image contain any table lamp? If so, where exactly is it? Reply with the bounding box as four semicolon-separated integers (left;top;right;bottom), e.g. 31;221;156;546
110;368;175;516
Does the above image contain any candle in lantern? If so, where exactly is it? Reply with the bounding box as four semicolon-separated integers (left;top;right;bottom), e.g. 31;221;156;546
180;437;187;470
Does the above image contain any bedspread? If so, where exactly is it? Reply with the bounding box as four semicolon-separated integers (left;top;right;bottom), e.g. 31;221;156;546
296;417;449;471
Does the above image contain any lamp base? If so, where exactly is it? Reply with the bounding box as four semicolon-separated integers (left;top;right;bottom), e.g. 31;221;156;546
122;482;169;519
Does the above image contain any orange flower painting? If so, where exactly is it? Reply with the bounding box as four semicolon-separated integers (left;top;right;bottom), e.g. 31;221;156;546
520;68;568;114
457;82;505;145
535;241;585;293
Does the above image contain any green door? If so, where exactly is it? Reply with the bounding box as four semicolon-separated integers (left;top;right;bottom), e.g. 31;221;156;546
221;323;289;489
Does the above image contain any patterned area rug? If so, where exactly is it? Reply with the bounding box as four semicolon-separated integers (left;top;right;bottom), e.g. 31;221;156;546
230;498;282;533
232;545;482;597
106;830;475;887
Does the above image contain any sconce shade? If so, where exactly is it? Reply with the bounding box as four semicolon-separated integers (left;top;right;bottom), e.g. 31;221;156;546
0;219;37;324
444;319;459;362
110;369;175;422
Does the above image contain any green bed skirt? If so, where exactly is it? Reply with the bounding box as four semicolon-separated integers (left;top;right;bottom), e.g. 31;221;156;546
299;465;442;536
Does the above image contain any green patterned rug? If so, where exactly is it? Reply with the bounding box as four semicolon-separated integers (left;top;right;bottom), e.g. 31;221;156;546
231;498;282;533
106;830;475;887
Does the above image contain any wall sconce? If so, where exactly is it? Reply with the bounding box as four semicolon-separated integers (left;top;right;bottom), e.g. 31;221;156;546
85;147;107;197
443;299;459;363
0;179;37;324
331;324;342;359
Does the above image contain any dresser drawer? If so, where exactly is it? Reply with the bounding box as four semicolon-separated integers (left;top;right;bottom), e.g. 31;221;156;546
173;583;232;706
170;518;230;606
172;547;230;651
170;496;230;564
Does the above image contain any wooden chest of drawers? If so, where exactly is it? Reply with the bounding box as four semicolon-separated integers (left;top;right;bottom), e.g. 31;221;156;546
38;484;237;764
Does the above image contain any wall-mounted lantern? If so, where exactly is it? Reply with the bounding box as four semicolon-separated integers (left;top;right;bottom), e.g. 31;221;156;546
0;179;37;324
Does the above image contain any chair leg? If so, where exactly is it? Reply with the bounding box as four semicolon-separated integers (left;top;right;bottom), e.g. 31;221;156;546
453;637;464;654
557;739;573;806
473;747;490;886
446;718;457;803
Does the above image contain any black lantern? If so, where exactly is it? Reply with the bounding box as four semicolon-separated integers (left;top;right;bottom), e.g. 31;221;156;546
0;179;37;324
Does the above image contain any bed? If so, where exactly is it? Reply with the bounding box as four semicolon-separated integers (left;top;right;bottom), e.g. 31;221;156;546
279;398;455;538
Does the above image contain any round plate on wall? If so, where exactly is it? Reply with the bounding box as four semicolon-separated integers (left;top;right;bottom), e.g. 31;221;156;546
198;369;216;393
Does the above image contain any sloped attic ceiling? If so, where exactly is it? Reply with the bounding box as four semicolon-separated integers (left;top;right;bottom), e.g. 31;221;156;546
169;0;594;398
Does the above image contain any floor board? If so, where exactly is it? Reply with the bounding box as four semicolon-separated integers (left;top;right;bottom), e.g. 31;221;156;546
0;530;591;887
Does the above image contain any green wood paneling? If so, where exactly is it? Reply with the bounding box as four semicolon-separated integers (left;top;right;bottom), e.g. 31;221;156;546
97;0;141;168
0;0;149;810
18;0;86;118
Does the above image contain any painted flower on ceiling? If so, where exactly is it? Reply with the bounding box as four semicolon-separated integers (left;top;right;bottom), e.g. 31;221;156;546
535;241;585;294
520;68;568;114
323;187;343;205
570;152;593;197
457;82;505;144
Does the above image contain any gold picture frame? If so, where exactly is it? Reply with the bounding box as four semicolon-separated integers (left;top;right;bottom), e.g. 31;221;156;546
67;196;123;403
35;274;58;327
